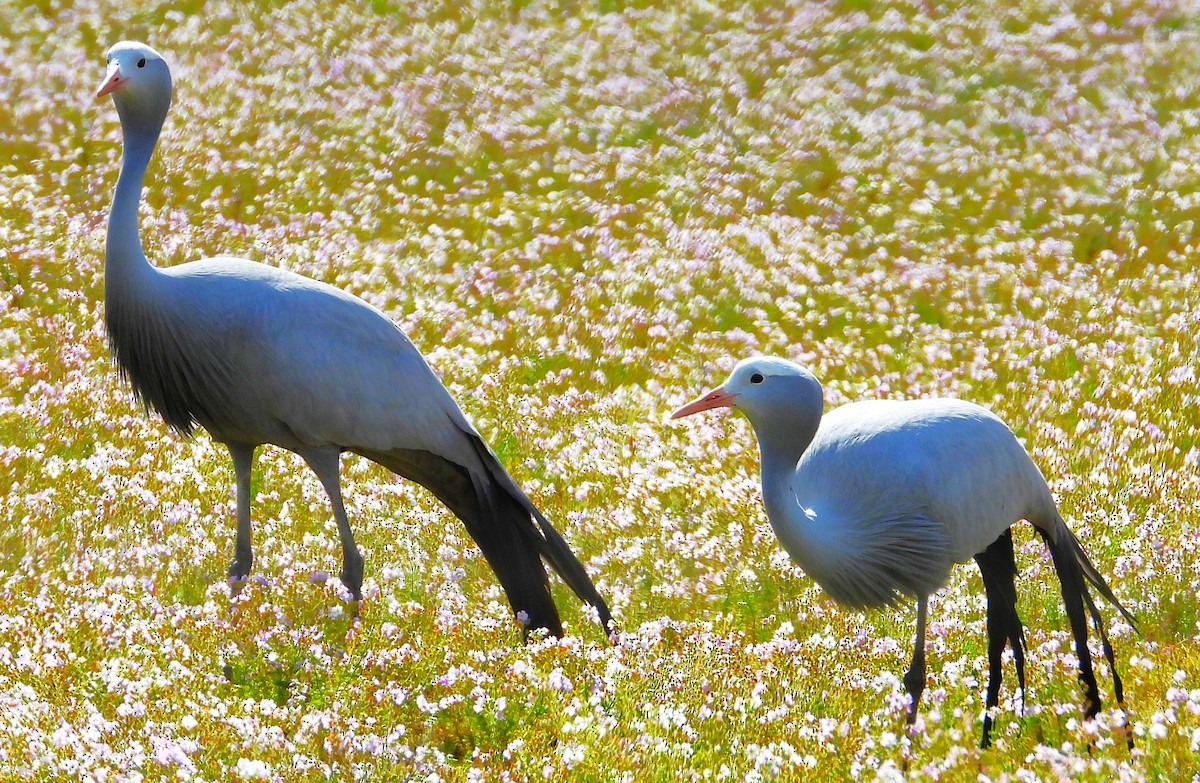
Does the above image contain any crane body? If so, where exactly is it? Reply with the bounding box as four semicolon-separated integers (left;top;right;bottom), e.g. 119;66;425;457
673;356;1133;747
97;41;613;639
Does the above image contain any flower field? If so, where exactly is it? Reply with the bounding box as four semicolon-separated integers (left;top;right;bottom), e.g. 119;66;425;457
3;0;1200;779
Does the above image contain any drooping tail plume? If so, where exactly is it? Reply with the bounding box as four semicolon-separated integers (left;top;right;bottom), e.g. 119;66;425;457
1041;522;1134;749
466;434;616;637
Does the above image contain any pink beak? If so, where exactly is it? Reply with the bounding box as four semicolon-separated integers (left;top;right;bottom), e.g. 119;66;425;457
96;63;126;98
670;385;737;419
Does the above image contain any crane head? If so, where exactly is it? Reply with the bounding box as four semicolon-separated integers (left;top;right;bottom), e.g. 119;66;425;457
96;41;173;139
670;356;823;422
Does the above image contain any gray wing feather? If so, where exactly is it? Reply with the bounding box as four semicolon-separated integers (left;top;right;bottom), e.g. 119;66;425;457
814;512;953;608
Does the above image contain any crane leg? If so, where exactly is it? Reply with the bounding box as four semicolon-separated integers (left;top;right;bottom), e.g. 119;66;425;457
903;596;928;726
227;444;256;592
299;448;364;602
974;528;1027;748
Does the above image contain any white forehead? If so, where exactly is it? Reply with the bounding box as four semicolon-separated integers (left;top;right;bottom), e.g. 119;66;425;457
732;356;805;379
104;41;165;63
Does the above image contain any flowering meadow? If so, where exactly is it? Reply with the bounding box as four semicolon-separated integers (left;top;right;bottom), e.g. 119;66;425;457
3;0;1200;779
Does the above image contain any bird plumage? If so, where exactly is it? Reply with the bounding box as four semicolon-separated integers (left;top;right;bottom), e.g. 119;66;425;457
672;356;1133;747
782;397;1056;604
97;41;613;639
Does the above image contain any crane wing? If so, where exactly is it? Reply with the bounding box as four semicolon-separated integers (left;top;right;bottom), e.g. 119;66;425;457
160;257;481;462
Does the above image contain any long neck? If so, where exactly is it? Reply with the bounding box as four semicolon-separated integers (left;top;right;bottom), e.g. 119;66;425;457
749;412;836;579
755;420;815;503
106;127;159;295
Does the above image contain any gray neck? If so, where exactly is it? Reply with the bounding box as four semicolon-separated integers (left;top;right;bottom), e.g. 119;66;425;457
106;127;160;297
752;413;818;501
747;407;832;581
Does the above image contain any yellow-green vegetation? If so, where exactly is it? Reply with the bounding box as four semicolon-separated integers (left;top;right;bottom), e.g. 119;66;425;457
2;0;1199;779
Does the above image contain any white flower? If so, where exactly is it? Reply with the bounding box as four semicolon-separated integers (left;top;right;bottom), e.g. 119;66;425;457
548;668;573;692
559;742;585;768
235;758;272;780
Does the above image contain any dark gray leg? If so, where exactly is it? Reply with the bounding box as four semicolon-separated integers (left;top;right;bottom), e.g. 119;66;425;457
299;448;363;602
227;444;256;591
903;596;929;726
974;528;1027;748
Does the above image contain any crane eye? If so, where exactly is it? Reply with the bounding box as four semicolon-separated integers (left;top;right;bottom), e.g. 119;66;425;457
137;57;147;68
750;373;764;384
